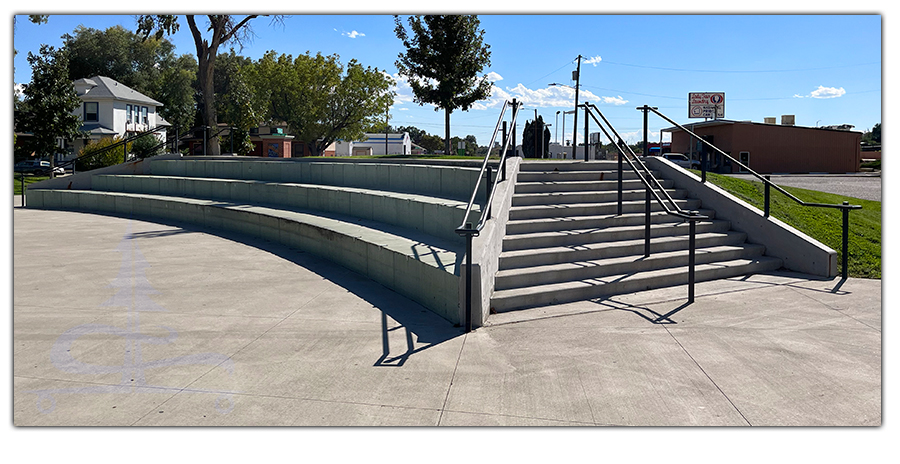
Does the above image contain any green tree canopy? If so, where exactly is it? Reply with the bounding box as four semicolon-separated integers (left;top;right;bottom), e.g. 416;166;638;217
17;45;84;171
244;51;395;156
136;15;281;155
63;25;198;132
394;15;493;156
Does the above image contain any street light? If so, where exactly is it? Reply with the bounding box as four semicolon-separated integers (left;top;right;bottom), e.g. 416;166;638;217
555;110;560;144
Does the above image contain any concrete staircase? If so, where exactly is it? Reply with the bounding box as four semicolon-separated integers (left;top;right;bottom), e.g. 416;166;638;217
490;160;783;312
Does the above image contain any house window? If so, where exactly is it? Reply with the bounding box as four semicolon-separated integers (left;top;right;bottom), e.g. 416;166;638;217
126;104;132;124
141;107;149;125
84;102;98;122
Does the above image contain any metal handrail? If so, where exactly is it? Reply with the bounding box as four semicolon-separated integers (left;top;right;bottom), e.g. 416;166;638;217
582;103;707;302
584;103;697;220
648;107;862;278
455;99;522;332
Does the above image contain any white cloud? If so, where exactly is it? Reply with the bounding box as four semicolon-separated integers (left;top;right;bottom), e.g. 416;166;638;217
341;30;365;39
601;95;628;106
794;85;846;99
486;71;503;82
584;55;602;66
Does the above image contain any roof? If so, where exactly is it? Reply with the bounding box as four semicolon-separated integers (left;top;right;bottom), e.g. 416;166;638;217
80;122;118;135
74;76;163;107
662;118;862;134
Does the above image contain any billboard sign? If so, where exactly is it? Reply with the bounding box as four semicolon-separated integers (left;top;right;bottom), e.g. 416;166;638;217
689;92;725;119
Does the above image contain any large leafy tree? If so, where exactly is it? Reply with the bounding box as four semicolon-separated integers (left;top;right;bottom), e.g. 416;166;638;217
244;51;395;156
63;25;198;132
17;45;84;174
394;15;493;156
136;15;280;156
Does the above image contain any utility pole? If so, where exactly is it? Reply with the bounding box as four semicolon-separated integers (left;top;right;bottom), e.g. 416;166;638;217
573;55;582;161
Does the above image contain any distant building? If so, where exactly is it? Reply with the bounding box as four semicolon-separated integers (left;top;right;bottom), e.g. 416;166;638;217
330;133;412;157
662;118;862;174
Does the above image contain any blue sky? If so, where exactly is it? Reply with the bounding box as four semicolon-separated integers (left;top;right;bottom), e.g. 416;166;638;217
12;13;882;147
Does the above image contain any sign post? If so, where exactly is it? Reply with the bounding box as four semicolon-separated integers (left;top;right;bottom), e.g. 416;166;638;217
689;92;725;119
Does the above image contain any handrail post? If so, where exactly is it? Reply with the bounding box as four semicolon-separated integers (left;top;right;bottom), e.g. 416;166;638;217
485;165;493;220
583;102;590;161
512;99;518;157
644;183;651;257
842;202;850;280
501;121;508;181
701;149;707;182
688;216;697;303
20;172;25;208
464;224;474;333
617;142;623;215
764;175;771;218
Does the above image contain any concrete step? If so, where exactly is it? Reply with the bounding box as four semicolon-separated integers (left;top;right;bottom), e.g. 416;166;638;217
498;231;747;270
495;243;767;290
490;256;784;312
501;219;732;251
505;209;717;235
92;174;479;244
511;188;687;206
519;160;622;171
515;178;674;194
516;169;661;183
25;188;463;324
508;198;702;220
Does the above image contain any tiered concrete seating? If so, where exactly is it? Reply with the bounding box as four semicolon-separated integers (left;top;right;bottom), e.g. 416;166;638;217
26;158;491;324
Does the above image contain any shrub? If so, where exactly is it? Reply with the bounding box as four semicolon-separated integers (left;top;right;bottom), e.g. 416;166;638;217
77;136;131;171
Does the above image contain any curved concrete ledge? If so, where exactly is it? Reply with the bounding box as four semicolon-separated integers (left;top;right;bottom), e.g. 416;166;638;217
645;156;836;277
149;159;485;202
91;174;480;244
24;188;463;324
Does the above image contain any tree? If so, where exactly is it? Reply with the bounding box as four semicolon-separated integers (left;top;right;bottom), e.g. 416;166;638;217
394;15;493;156
63;25;198;133
521;116;550;158
136;15;281;156
244;51;395;156
221;65;262;156
419;134;444;153
17;45;84;175
862;123;881;145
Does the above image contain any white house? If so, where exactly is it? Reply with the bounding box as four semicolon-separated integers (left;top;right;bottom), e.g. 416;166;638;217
331;132;412;157
66;76;169;161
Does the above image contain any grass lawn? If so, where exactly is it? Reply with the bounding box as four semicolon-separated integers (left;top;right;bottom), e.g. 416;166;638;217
13;175;50;196
693;171;881;278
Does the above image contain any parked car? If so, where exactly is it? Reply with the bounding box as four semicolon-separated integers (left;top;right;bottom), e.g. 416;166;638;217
662;153;701;169
14;160;65;175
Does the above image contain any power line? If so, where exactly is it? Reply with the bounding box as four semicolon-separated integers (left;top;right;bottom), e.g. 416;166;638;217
601;60;880;74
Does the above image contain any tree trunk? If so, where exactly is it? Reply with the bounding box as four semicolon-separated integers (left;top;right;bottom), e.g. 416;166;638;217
444;108;451;156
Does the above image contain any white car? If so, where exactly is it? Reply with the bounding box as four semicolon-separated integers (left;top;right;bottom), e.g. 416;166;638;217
663;153;701;169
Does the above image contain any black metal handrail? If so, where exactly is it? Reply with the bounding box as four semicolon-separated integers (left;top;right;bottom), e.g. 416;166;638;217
582;103;707;302
648;107;862;279
455;99;522;332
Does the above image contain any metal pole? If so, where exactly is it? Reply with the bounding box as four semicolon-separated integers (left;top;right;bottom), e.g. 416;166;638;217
485;165;493;219
688;218;697;303
501;120;508;181
203;126;208;156
230;126;234;154
555;111;560;144
573;55;582;161
465;226;473;333
644;184;651;257
512;99;518;157
842;202;850;280
583;103;589;161
764;175;771;218
20;172;25;208
617;136;623;215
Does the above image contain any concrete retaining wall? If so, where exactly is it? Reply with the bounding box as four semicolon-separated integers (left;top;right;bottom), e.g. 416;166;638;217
645;157;836;276
456;157;522;327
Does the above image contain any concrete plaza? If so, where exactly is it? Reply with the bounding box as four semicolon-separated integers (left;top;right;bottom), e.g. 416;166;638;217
13;207;881;426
